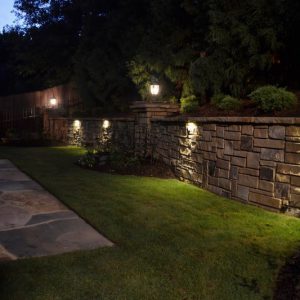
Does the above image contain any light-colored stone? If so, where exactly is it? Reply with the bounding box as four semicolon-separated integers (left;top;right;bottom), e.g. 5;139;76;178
218;168;230;178
224;140;234;155
233;150;247;157
269;126;285;139
224;131;241;141
238;174;258;188
286;142;300;153
247;153;260;169
216;127;225;138
285;153;300;165
277;164;300;176
291;194;300;207
291;176;300;186
276;174;290;183
249;192;282;209
259;181;274;192
216;159;230;170
239;168;259;176
286;126;300;137
261;148;284;162
228;125;241;132
242;125;253;136
219;178;231;190
291;186;300;195
254;139;285;149
260;160;277;167
231;157;246;167
254;128;268;138
237;185;249;201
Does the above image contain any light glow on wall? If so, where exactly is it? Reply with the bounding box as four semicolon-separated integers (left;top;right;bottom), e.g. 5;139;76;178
103;120;110;129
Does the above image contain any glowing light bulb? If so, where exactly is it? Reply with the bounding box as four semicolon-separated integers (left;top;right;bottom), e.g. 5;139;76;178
150;84;160;96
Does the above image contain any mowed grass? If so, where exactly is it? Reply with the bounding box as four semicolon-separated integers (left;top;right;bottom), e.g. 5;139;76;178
0;147;300;300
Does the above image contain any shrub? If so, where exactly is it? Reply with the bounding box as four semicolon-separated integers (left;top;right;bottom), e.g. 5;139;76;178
249;86;297;112
211;94;241;111
211;93;225;107
218;96;241;111
77;150;98;168
180;95;198;113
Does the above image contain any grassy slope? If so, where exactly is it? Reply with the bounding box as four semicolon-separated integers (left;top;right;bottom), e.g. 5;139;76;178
0;146;300;300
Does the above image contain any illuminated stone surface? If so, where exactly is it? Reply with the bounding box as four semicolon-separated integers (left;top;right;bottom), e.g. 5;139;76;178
0;160;113;261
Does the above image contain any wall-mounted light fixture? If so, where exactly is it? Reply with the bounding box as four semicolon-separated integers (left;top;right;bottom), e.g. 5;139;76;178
73;120;81;130
49;97;58;108
186;122;198;135
103;120;110;129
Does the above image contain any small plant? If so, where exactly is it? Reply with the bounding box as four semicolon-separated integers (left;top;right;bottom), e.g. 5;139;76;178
211;94;241;111
249;85;297;112
110;149;140;170
77;151;98;168
211;93;225;107
218;96;241;111
180;95;198;113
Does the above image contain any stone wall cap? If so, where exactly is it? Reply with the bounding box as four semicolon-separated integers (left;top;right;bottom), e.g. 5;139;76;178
48;117;134;122
151;116;300;125
131;101;179;109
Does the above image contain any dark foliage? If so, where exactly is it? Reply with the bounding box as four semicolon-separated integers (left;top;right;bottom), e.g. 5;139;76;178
0;0;299;111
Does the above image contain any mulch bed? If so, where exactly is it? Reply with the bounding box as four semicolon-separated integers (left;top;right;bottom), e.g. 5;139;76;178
184;95;300;117
81;159;176;179
274;252;300;300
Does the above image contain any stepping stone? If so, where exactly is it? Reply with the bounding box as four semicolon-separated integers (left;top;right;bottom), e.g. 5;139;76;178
0;205;31;230
0;245;16;262
0;181;43;192
0;170;31;181
0;160;113;259
0;218;113;258
0;190;67;214
0;160;17;170
26;211;78;226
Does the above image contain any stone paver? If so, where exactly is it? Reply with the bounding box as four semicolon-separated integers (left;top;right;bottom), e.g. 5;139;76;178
0;160;113;261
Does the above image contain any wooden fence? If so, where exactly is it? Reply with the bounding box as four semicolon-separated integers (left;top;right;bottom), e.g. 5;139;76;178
0;84;81;135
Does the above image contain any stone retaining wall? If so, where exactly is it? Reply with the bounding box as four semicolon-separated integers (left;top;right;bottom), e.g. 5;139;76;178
44;117;135;151
45;103;300;214
151;117;300;213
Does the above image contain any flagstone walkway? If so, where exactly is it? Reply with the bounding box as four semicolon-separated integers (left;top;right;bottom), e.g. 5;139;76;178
0;159;113;261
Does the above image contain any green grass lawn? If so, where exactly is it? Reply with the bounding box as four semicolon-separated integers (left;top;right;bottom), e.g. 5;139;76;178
0;146;300;300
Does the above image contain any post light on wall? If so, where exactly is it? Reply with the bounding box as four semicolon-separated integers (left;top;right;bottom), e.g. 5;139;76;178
150;77;160;96
150;84;160;96
103;120;110;129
